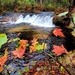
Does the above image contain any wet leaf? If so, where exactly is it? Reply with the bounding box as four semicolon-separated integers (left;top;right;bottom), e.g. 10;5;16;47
0;49;8;72
0;34;8;48
52;45;67;56
53;28;65;37
12;40;28;58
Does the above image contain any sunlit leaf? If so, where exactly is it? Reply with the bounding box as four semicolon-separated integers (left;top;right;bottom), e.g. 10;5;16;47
52;45;67;56
0;49;8;72
58;11;68;17
0;34;8;48
53;28;65;37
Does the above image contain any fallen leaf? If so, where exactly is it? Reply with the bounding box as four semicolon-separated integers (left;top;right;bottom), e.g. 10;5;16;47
30;38;38;46
0;49;8;72
12;49;26;58
0;34;8;48
52;45;67;56
29;38;37;53
30;38;47;53
30;45;36;53
12;40;28;58
53;28;65;37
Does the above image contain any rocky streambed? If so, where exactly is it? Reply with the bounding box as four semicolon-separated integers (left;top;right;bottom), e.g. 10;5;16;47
0;12;75;75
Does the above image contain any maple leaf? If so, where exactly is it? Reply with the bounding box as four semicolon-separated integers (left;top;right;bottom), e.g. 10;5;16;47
30;45;36;53
0;49;8;72
53;28;65;37
29;38;38;53
52;45;67;56
30;38;38;46
12;40;28;58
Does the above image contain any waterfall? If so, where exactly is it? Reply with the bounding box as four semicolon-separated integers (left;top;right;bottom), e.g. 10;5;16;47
15;12;55;27
0;12;55;27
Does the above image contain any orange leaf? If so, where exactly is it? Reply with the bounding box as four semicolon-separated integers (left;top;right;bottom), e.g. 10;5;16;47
52;45;67;56
0;49;8;72
30;46;36;53
29;38;38;53
19;40;28;45
53;28;65;37
12;40;28;58
31;38;38;46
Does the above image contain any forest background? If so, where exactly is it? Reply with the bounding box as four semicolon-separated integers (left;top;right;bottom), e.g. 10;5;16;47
0;0;69;15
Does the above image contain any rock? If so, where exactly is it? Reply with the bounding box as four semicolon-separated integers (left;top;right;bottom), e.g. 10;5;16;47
53;14;70;27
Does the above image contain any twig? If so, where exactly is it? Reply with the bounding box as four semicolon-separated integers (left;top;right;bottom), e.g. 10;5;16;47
43;50;71;75
42;28;71;75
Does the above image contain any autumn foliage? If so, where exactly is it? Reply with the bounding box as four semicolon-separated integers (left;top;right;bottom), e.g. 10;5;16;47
53;28;65;37
0;49;8;72
52;45;68;56
12;40;28;58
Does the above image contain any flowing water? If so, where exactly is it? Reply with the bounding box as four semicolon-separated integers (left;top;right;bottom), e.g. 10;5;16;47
0;12;55;75
0;12;55;27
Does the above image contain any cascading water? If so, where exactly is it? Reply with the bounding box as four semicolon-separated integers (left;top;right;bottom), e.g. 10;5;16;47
14;12;55;27
0;12;55;27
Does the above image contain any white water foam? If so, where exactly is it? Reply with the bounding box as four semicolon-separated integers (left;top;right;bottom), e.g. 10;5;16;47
8;12;55;27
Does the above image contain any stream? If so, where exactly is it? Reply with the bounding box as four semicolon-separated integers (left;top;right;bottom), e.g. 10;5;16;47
0;12;56;75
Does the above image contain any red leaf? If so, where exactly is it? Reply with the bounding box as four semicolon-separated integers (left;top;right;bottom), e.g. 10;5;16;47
12;40;28;58
0;49;8;72
53;28;65;37
12;49;26;58
52;45;67;56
